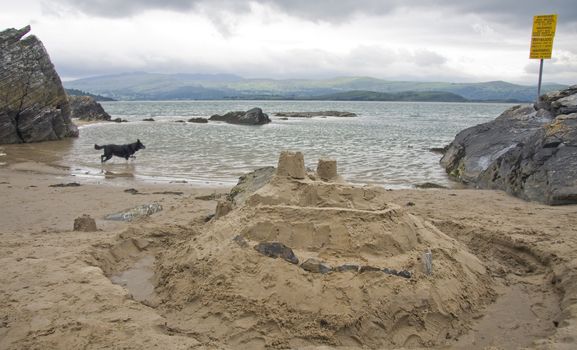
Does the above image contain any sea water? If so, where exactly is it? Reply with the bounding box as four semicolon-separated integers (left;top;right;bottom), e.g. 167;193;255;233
63;100;514;188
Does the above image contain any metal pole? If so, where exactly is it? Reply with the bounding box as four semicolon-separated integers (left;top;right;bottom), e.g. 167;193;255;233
537;58;544;102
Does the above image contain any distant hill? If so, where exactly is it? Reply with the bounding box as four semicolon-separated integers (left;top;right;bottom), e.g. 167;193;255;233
312;90;468;102
65;88;116;101
63;72;567;102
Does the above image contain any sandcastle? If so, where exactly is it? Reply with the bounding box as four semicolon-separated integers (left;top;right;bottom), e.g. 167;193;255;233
155;151;494;349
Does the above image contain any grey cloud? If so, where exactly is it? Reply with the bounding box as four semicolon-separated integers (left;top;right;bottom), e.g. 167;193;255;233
47;0;577;27
412;50;447;66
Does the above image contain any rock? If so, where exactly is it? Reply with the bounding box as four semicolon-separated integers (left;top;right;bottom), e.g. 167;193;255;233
254;242;299;264
383;268;412;279
0;26;78;144
274;111;357;118
209;107;271;125
277;151;306;179
227;167;275;206
316;158;337;181
441;85;577;205
300;258;332;274
415;182;447;189
360;265;381;273
73;214;97;232
104;203;163;222
335;264;360;272
214;200;233;219
49;182;81;187
232;235;249;248
142;118;155;122
112;118;127;123
429;146;448;155
188;117;208;123
68;95;111;121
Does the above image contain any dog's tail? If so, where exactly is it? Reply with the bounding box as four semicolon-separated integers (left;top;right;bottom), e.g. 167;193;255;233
94;144;103;150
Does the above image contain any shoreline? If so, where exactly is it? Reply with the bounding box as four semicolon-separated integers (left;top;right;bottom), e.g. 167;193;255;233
1;152;577;349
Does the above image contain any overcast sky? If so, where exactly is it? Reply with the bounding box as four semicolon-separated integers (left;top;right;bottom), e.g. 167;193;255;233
1;0;576;84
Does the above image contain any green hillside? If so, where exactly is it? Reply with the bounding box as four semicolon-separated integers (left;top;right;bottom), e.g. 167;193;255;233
312;90;468;102
64;72;567;102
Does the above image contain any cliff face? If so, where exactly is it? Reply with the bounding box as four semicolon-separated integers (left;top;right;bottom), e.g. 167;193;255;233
0;26;78;144
441;85;577;205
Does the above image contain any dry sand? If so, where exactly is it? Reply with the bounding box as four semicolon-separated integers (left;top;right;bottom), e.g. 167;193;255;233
1;149;577;349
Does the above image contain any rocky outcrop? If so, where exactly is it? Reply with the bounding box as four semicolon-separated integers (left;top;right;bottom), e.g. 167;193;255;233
188;117;208;123
0;26;78;144
441;85;577;205
68;95;111;121
209;107;270;125
275;111;357;118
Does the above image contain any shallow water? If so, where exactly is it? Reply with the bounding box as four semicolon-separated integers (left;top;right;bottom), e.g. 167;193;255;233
110;255;155;302
2;100;515;187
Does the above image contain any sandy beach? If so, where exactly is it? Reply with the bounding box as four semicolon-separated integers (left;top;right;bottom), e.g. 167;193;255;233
1;148;577;350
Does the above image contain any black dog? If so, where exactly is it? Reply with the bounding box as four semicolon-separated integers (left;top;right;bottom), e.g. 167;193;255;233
94;139;146;163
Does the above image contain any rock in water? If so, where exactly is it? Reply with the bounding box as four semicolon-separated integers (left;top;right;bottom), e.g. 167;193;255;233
0;26;78;144
254;242;299;264
441;85;577;205
209;107;270;125
68;95;111;121
73;214;97;232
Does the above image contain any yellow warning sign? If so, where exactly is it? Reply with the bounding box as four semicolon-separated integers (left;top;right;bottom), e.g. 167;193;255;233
530;14;557;59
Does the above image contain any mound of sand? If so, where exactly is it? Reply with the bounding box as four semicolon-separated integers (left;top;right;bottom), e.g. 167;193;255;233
154;153;495;349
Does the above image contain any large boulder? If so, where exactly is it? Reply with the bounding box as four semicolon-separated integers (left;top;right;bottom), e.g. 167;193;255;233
68;95;111;121
209;107;270;125
0;26;78;144
441;85;577;205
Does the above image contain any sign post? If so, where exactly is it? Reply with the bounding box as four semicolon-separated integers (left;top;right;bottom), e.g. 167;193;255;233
529;14;557;102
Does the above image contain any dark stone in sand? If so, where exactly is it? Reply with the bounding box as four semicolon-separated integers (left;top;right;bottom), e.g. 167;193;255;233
124;188;141;195
300;258;332;274
254;242;299;264
104;203;163;222
415;182;447;189
0;26;78;144
112;117;127;123
383;268;412;279
142;118;155;122
232;235;249;248
188;117;208;123
360;265;382;273
441;85;577;205
336;264;359;272
49;182;81;187
209;107;271;125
